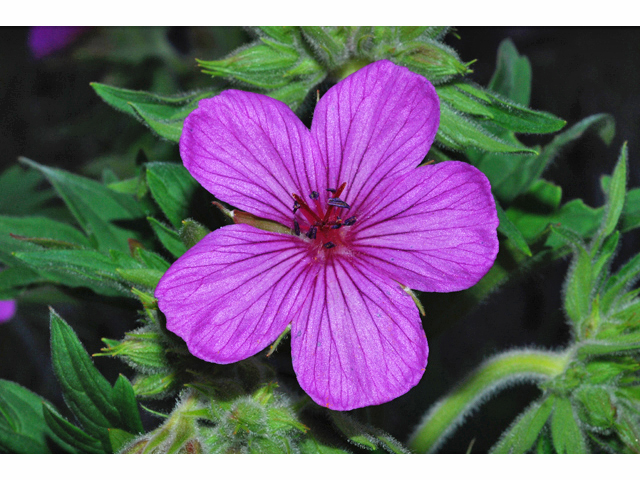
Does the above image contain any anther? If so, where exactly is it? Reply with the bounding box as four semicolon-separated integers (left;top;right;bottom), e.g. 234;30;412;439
343;216;357;226
327;198;351;209
309;191;319;199
323;242;335;249
293;219;301;236
306;226;317;240
326;188;336;193
293;201;301;213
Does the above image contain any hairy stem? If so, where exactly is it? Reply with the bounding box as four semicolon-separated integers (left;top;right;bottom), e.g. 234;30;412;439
408;349;570;453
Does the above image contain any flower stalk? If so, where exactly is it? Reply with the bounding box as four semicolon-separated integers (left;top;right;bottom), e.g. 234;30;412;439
408;349;570;453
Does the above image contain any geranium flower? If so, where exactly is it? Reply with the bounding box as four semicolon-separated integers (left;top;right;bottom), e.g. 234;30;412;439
0;300;16;324
28;27;89;59
156;60;499;410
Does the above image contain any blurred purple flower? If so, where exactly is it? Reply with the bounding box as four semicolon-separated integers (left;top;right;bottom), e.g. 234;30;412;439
0;300;16;324
28;26;89;59
156;60;499;410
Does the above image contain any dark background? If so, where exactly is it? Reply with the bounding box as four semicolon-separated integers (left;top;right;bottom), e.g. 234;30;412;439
0;27;638;452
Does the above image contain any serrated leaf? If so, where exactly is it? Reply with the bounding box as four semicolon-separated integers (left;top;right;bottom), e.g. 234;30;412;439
112;375;144;435
148;217;187;258
0;380;57;453
50;309;119;451
437;102;536;154
146;162;199;229
488;39;532;106
491;395;554;453
42;403;105;454
496;201;532;256
551;396;588;453
19;157;146;252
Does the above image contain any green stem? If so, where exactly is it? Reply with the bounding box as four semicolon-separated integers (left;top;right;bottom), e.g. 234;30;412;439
408;349;570;453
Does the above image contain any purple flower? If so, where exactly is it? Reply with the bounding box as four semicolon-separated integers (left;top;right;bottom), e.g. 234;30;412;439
0;300;16;324
28;27;89;59
156;60;499;410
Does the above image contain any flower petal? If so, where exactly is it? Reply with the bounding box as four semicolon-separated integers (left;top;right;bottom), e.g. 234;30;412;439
180;91;324;227
155;224;319;363
353;161;499;292
291;257;428;410
311;60;439;213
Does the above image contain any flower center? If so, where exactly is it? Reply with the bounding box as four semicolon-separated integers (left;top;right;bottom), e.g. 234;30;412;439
291;182;357;257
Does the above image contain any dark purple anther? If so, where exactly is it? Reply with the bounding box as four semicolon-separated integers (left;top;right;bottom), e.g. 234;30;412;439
294;219;301;236
307;226;317;239
343;216;357;226
309;191;319;199
293;201;301;213
323;242;335;249
331;223;342;229
326;188;336;193
327;198;351;209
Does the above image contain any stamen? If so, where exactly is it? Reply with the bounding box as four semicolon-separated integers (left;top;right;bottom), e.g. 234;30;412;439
309;191;319;199
293;201;300;214
327;198;351;209
292;193;322;223
293;219;301;236
326;188;336;193
343;216;357;226
323;242;335;249
307;226;317;240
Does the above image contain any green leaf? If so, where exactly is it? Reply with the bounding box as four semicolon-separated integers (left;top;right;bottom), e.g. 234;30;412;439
601;251;640;313
42;403;105;453
577;333;640;357
456;82;566;134
488;39;532;106
475;114;614;204
148;217;187;257
19;157;146;252
437;102;536;154
15;249;129;297
146;162;199;229
0;165;57;217
597;143;628;245
298;437;350;454
112;375;144;434
496;201;532;256
138;249;170;271
92;83;216;143
554;226;593;324
132;372;177;398
0;267;41;297
0;380;57;453
551;396;588;453
491;395;554;453
50;309;119;451
109;428;137;453
0;215;91;265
